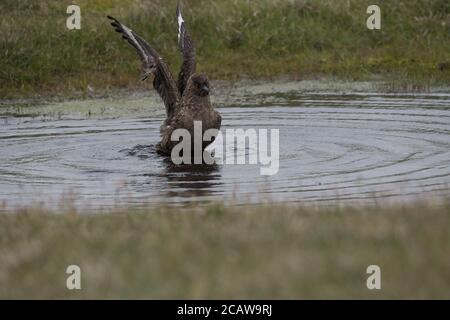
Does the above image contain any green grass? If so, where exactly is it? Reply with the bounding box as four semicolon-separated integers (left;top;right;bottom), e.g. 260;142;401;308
0;0;449;99
1;201;450;299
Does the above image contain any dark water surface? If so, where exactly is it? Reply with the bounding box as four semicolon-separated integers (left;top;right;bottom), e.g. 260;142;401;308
1;91;450;211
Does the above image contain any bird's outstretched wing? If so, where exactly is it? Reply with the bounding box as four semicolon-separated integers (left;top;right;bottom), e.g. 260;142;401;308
108;16;179;118
176;2;196;96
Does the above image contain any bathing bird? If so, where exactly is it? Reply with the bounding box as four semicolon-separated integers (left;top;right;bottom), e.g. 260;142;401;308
108;2;221;157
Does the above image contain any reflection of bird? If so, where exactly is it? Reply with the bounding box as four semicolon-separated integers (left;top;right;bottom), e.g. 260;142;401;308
108;2;221;156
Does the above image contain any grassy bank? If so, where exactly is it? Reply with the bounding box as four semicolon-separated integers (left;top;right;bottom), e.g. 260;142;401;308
0;0;449;99
1;201;450;299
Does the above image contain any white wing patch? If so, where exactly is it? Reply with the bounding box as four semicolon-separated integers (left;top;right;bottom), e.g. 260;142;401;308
122;24;149;63
177;11;185;43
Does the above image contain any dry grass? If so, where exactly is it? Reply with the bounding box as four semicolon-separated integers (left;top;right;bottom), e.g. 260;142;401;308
1;201;450;299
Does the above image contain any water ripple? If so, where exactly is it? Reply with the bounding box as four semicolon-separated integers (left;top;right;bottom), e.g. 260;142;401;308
0;92;449;211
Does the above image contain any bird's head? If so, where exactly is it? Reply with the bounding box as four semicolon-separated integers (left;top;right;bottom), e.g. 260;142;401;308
191;74;210;97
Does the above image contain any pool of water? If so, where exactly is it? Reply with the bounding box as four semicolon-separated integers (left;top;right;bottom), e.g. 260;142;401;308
1;88;450;211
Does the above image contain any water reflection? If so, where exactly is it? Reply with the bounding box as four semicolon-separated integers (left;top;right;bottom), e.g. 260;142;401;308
162;157;222;199
124;145;222;199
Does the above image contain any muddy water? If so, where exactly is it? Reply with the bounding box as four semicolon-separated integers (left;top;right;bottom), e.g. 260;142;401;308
1;86;450;211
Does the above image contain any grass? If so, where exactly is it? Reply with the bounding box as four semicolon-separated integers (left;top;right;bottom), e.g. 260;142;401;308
1;201;450;299
0;0;449;99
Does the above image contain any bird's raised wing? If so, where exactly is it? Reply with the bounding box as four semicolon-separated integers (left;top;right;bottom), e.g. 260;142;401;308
176;2;196;96
108;16;179;118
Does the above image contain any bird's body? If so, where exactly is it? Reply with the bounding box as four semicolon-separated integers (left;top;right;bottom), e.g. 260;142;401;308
108;2;221;157
157;74;221;156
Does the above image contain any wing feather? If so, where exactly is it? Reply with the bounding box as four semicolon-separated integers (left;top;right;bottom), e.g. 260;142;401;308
176;2;196;96
108;16;179;118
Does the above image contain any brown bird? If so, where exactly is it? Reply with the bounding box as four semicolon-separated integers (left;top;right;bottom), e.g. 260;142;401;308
108;2;221;157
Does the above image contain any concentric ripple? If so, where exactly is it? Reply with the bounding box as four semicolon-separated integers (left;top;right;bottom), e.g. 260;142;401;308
0;92;449;211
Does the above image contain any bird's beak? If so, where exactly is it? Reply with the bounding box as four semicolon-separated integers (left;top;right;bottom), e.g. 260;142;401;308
202;85;209;94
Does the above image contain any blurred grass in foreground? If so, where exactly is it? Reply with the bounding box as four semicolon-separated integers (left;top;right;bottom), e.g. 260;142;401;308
0;0;449;99
1;201;449;299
